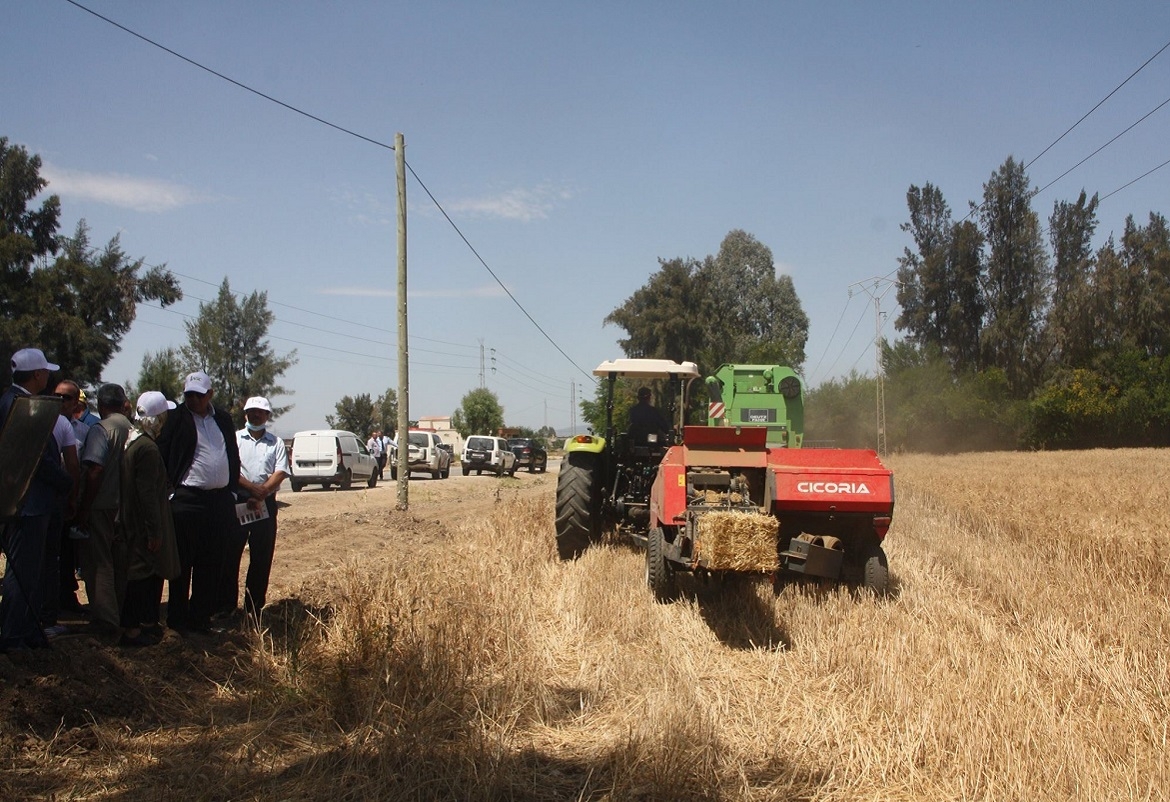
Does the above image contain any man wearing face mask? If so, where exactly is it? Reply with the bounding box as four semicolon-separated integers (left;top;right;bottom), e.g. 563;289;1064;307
118;391;182;647
225;396;288;621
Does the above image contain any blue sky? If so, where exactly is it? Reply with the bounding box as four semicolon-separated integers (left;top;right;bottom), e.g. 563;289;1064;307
5;1;1169;436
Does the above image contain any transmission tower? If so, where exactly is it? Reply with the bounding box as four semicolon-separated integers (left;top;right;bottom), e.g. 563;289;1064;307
848;276;899;455
478;339;485;387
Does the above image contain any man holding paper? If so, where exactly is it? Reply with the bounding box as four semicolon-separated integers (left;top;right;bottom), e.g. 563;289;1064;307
229;396;289;620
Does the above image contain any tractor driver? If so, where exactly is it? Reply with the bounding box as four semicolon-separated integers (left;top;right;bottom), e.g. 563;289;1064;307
628;387;671;443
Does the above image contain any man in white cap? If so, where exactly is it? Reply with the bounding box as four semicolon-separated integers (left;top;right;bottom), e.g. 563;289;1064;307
0;348;71;651
118;391;181;647
225;396;289;620
155;370;240;633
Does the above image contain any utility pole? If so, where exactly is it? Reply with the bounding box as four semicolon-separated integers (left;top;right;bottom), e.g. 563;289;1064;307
478;340;485;388
570;381;576;436
848;276;899;456
395;132;409;510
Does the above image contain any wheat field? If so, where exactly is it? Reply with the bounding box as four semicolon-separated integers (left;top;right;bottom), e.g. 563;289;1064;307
9;450;1170;800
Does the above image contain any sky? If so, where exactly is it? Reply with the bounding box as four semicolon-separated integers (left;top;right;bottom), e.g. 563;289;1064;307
5;1;1169;438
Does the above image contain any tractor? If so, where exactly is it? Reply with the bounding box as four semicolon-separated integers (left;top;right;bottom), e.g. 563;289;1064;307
555;359;699;560
555;359;895;599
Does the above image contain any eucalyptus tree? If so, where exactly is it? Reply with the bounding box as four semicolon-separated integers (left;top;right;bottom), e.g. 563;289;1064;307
896;184;986;374
0;137;180;385
1046;190;1100;369
604;257;708;364
180;277;295;424
976;157;1050;396
605;230;809;376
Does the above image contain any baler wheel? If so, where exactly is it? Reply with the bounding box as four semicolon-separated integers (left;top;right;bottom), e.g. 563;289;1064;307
646;527;677;601
555;451;602;560
861;544;889;594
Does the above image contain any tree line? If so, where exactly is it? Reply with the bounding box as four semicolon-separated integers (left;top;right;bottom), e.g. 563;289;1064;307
870;155;1170;450
602;161;1169;451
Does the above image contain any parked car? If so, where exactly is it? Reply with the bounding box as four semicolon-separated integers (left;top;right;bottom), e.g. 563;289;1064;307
394;429;451;479
461;435;516;476
507;437;548;473
289;430;378;491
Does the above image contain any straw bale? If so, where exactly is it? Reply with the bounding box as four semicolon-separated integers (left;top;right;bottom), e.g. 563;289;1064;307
694;510;779;571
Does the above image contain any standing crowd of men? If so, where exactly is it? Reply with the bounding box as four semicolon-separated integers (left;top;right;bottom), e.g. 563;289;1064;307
0;348;289;652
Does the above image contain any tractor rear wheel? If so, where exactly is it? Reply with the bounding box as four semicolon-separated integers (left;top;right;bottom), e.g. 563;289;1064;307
646;526;677;601
555;451;602;560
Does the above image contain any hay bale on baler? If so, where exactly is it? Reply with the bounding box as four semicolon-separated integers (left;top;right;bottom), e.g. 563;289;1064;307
694;510;779;572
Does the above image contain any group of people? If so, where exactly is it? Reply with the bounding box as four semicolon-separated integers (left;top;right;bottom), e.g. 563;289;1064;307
0;347;289;652
366;429;395;480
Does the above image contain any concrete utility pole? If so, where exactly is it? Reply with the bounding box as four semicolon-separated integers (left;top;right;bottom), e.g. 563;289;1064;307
570;381;576;436
395;132;409;510
848;276;899;456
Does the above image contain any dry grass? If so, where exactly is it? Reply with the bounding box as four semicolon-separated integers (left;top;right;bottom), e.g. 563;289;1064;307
5;449;1170;800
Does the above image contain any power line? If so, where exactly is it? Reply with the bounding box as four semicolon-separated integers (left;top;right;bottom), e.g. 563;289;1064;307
1100;155;1170;204
958;35;1170;226
815;299;871;384
806;293;857;383
64;0;594;383
1031;93;1170;200
491;349;573;392
167;268;476;349
1025;36;1170;169
137;300;477;371
63;0;396;152
404;162;595;382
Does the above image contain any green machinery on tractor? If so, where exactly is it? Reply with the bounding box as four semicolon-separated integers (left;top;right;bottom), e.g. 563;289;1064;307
555;358;895;598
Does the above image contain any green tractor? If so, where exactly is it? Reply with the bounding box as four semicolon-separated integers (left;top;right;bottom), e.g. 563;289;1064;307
555;359;700;560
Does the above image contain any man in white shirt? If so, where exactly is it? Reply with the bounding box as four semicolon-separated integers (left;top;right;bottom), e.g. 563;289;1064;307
367;429;385;480
229;396;289;619
155;371;240;633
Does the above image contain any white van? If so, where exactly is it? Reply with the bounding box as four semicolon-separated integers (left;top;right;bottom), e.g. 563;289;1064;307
289;430;378;491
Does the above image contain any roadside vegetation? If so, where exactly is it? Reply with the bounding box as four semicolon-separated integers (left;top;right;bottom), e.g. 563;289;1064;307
5;449;1167;800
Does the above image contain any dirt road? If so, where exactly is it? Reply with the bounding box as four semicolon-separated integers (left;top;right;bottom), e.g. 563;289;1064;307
267;460;560;601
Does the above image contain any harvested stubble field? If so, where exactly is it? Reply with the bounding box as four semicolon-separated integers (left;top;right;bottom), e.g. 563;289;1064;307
2;450;1168;801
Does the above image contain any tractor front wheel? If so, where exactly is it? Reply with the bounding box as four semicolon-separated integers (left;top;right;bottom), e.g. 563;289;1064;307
554;451;602;560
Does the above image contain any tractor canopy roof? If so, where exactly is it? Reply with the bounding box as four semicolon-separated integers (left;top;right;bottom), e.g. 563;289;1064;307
592;359;700;380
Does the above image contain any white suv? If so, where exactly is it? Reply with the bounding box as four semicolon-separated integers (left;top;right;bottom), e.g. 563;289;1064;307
393;429;451;479
461;435;516;476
